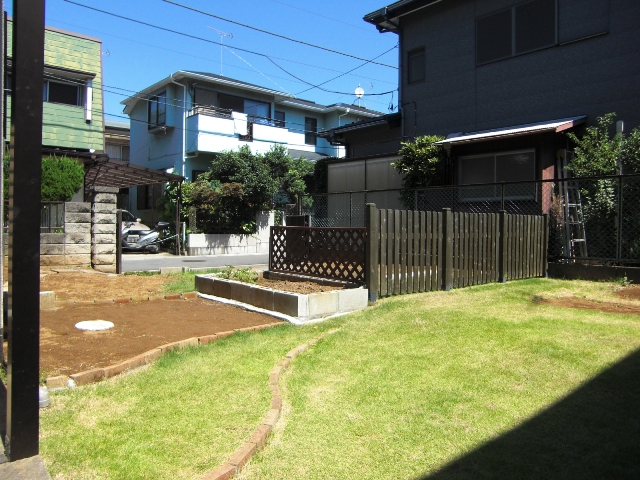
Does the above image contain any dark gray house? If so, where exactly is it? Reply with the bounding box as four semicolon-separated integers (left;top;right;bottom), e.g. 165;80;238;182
327;0;640;189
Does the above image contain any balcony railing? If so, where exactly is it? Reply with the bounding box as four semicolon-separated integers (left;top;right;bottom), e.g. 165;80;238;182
188;104;286;129
187;104;233;119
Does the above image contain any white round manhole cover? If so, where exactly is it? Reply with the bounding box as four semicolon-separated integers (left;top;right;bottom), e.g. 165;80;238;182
75;320;114;331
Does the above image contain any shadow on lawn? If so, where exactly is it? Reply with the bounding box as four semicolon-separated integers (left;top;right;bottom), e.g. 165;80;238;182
420;347;640;480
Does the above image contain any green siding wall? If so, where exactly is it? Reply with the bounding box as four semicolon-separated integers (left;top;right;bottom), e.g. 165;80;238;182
6;20;104;151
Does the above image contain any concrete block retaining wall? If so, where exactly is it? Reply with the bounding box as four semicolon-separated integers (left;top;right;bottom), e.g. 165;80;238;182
40;202;92;267
36;187;119;270
187;211;273;256
195;275;368;322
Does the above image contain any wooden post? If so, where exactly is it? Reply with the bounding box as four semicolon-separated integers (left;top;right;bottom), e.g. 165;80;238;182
268;226;274;272
543;213;550;278
175;182;182;256
365;203;379;303
442;208;453;291
116;210;123;274
499;210;508;283
6;0;45;461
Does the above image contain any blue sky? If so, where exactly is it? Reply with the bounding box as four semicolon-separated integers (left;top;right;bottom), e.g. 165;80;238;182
9;0;399;123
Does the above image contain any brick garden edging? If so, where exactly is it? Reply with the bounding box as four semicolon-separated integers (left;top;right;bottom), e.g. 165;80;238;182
199;329;339;480
51;290;200;307
45;321;286;390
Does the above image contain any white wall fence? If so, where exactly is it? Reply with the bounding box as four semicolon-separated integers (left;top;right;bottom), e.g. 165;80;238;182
187;211;274;256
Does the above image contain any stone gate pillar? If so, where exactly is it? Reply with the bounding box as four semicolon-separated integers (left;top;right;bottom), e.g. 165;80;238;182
90;186;118;273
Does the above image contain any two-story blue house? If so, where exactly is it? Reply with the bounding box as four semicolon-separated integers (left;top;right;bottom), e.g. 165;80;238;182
121;70;380;220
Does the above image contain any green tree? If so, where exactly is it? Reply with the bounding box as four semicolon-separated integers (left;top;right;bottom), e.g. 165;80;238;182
41;155;85;201
392;135;446;208
3;154;84;201
393;135;447;189
564;113;640;259
206;145;278;210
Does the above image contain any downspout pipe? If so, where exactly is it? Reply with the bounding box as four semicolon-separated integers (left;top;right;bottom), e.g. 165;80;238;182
169;73;187;178
169;74;186;255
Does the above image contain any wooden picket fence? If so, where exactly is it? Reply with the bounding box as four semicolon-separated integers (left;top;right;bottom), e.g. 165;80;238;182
364;205;549;300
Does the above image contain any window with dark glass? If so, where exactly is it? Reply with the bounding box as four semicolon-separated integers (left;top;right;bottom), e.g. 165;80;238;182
218;93;271;123
43;80;83;106
407;48;425;84
192;170;207;181
458;150;535;200
477;0;557;65
515;0;556;54
193;87;217;107
218;93;244;112
274;110;285;128
476;9;513;64
148;91;167;129
305;117;317;145
137;184;163;210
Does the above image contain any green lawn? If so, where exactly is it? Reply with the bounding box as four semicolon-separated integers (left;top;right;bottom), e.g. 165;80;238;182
40;279;640;479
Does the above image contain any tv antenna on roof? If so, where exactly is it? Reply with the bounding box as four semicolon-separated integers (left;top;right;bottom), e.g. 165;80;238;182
354;83;365;108
207;26;233;76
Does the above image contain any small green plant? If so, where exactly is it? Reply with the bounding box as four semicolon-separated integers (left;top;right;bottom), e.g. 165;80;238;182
215;266;258;284
615;276;633;287
124;271;160;277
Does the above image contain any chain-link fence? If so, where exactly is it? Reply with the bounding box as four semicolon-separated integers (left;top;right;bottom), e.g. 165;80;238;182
299;174;640;265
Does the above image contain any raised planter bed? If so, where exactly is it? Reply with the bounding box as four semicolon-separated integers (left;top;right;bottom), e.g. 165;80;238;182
195;273;368;323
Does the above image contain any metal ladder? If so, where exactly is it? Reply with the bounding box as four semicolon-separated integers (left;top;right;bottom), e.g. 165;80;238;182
561;185;588;258
557;150;588;259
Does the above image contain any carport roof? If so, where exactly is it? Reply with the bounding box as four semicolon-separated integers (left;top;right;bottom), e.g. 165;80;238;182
436;116;586;147
83;157;184;189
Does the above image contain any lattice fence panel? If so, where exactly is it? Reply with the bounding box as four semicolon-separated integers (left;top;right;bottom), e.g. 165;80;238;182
270;226;366;283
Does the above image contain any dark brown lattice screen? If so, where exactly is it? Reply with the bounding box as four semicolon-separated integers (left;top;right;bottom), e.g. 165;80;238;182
269;226;366;283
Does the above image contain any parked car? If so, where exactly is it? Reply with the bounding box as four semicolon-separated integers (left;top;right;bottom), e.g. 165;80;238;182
121;210;149;233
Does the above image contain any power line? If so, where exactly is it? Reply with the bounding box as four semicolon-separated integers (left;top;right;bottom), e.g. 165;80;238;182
295;44;398;96
62;0;397;80
263;0;378;33
163;0;397;69
223;47;291;95
47;16;398;86
267;58;397;96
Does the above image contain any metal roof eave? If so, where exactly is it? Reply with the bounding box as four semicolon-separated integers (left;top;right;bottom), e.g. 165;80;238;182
364;0;446;31
121;71;295;114
435;116;587;147
277;99;381;117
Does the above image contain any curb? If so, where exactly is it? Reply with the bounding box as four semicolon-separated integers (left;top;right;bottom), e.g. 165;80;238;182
51;291;200;307
199;328;340;480
45;321;287;390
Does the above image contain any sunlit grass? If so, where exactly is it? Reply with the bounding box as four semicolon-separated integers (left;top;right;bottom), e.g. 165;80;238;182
38;279;640;479
240;279;640;479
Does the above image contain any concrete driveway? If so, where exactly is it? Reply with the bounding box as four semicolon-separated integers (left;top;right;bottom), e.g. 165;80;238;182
122;252;268;272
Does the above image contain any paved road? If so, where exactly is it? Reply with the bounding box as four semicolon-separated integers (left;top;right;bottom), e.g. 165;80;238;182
122;252;268;272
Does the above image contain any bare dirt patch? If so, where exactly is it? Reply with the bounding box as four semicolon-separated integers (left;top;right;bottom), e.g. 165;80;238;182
255;277;341;294
40;270;169;300
539;296;640;316
31;298;281;378
615;284;640;302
